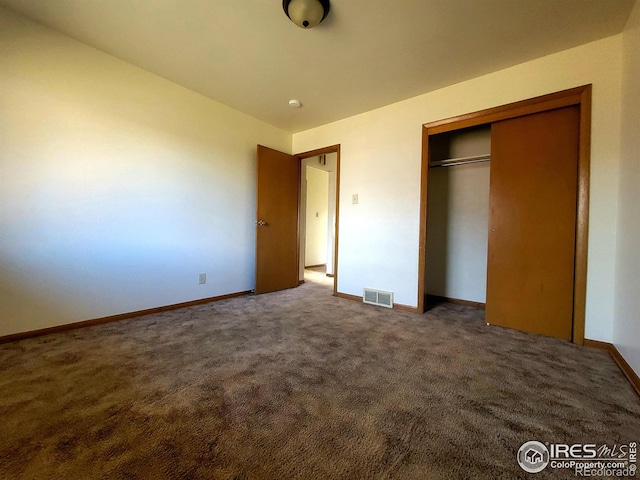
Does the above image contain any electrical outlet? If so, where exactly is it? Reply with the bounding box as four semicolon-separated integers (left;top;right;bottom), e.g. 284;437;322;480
199;273;206;285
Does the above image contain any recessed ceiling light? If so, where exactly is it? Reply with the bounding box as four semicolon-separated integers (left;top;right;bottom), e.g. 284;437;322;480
289;99;302;108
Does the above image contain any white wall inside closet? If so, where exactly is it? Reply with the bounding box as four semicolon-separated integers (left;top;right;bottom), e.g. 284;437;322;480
425;126;491;303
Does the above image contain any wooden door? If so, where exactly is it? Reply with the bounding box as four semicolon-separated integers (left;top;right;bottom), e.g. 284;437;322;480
486;106;580;340
255;145;300;294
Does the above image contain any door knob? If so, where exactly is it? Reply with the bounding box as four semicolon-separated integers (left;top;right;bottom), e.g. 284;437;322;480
256;220;266;226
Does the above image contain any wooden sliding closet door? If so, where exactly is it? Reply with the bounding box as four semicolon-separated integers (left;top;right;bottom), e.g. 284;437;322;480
486;106;580;340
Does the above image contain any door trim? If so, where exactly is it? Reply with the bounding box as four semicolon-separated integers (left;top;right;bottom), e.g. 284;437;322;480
294;145;341;297
417;85;591;345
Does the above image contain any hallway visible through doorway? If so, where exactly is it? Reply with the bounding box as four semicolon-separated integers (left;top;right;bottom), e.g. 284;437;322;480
304;266;334;289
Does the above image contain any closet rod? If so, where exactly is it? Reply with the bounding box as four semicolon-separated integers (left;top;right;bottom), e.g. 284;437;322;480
430;154;491;168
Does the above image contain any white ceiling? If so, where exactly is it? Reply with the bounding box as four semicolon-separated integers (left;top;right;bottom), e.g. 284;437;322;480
1;0;635;132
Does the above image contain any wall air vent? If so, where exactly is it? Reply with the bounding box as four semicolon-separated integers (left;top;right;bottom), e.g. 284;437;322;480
363;288;394;308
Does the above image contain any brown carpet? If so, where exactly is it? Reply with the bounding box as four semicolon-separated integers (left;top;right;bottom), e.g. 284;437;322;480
1;273;638;479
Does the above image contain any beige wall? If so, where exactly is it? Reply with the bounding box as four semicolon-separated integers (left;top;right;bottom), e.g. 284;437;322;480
293;35;624;342
0;8;291;336
614;0;640;375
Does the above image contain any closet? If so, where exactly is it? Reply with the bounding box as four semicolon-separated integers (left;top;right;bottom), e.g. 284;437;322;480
425;125;491;308
418;86;591;344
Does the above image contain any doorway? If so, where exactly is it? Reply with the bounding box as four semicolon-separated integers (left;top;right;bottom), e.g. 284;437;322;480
255;145;340;297
299;154;337;289
296;147;340;294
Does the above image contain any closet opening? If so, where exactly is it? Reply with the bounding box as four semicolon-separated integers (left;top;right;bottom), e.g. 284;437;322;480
424;125;491;309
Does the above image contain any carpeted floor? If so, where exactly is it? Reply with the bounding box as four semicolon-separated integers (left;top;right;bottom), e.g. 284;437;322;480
0;272;638;479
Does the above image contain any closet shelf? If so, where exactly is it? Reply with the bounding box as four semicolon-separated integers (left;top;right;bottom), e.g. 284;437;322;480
430;153;491;168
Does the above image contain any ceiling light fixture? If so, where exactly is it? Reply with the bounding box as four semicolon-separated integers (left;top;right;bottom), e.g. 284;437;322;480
289;99;302;108
283;0;330;29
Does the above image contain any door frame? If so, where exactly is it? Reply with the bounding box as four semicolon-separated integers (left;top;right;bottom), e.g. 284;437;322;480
417;85;592;345
295;145;341;297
